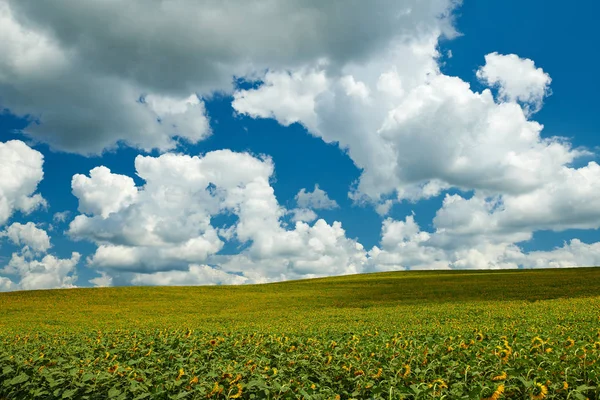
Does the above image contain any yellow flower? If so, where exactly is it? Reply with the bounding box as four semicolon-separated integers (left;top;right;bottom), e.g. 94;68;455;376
483;384;505;400
176;368;185;380
531;382;548;399
531;336;545;347
492;371;507;381
402;364;411;378
230;383;243;399
562;381;568;390
189;376;199;385
564;338;575;348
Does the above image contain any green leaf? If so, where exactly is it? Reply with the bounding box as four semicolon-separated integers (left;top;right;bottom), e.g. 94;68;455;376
108;387;122;398
62;388;78;399
8;372;29;385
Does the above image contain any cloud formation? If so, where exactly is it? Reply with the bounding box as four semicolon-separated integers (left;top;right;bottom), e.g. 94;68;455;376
68;150;365;286
0;0;458;154
0;140;45;226
295;185;339;210
0;1;599;292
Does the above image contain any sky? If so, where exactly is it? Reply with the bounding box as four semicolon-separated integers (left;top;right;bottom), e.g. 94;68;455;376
1;0;599;291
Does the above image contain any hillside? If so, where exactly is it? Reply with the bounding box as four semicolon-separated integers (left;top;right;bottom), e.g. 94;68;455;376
1;267;599;333
1;267;599;399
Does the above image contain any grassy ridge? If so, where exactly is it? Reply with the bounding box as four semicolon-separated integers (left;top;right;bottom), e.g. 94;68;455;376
1;267;599;333
1;267;599;399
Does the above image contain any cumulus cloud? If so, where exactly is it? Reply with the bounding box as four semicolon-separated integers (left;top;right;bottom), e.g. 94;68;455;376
232;69;329;131
0;140;45;226
290;208;318;223
295;185;339;210
71;166;138;218
131;264;248;287
234;49;586;220
0;222;81;291
2;0;598;288
367;213;598;272
0;276;13;292
67;150;366;285
476;52;552;113
52;210;70;223
2;222;51;253
2;252;80;291
0;0;458;154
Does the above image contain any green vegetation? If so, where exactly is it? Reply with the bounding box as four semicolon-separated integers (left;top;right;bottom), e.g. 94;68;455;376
1;267;599;399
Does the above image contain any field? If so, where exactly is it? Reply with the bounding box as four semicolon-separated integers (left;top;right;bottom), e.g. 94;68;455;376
1;267;599;399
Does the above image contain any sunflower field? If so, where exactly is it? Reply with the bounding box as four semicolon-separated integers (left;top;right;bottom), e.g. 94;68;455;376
1;268;599;399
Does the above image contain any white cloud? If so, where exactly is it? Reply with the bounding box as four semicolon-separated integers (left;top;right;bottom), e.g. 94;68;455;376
295;185;339;210
1;252;80;291
71;166;138;218
52;210;70;223
2;222;51;253
68;150;366;284
131;264;247;287
233;69;329;132
234;50;585;218
0;0;458;154
89;271;112;288
520;239;600;269
476;52;551;114
215;219;366;282
290;208;318;223
0;140;46;226
0;276;13;292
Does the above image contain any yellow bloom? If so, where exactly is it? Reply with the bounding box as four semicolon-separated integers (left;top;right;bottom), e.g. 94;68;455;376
402;364;411;378
230;383;243;399
492;371;507;381
483;384;505;400
189;376;199;385
531;382;548;400
564;338;575;348
176;368;185;380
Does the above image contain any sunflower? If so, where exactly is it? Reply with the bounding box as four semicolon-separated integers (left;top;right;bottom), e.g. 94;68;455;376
429;379;447;396
482;384;505;400
230;383;243;399
531;382;548;400
401;364;411;378
564;338;575;348
492;371;507;381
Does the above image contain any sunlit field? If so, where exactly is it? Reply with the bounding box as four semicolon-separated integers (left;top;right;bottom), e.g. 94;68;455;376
1;267;599;399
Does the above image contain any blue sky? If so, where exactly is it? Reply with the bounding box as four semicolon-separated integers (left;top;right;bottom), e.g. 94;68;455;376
1;0;599;291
